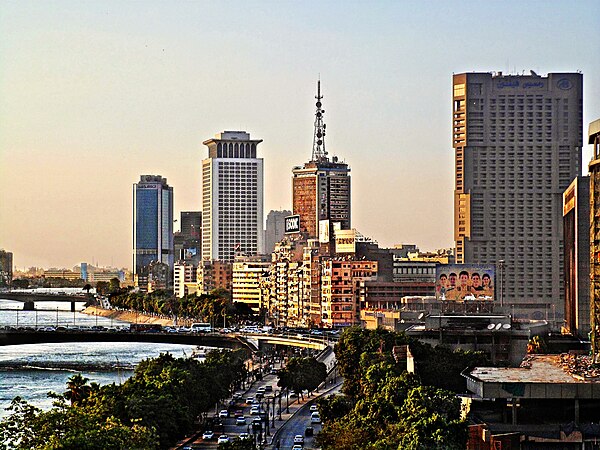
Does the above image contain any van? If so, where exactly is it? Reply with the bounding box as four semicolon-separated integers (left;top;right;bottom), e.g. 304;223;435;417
191;323;212;333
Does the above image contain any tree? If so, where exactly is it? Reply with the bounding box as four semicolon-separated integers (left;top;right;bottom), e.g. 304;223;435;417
96;281;109;295
108;277;121;293
64;374;92;406
277;357;327;398
83;283;92;295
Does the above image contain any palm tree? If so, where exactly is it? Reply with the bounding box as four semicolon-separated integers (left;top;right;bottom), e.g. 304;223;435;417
64;374;92;406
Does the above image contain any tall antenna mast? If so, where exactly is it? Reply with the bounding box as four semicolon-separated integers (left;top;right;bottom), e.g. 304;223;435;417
311;79;327;161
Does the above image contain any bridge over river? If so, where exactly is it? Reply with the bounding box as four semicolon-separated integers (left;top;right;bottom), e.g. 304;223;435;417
0;291;90;312
0;329;330;352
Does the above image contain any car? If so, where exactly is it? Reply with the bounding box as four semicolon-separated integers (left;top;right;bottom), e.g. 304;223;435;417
236;416;246;425
218;409;229;418
294;434;304;444
202;430;214;439
311;414;321;424
257;386;266;392
246;397;254;403
309;405;318;412
234;409;244;417
305;426;314;436
292;446;303;450
264;385;273;392
217;435;229;444
233;393;242;400
238;432;251;440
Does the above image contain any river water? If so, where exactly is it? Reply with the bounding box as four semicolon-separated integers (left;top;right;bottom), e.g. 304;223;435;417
0;294;197;418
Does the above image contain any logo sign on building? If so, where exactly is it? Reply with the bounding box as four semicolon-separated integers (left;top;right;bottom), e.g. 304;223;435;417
335;229;356;254
435;264;495;302
284;215;301;234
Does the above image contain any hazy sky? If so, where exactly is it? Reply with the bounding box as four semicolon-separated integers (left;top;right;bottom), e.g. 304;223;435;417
1;1;599;270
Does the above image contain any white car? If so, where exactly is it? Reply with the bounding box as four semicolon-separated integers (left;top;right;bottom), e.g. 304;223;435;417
294;434;304;444
239;432;251;440
217;435;229;444
202;430;214;439
236;416;247;425
218;409;229;418
310;404;318;412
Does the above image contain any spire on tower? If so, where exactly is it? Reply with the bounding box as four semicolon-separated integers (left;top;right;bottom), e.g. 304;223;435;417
311;79;328;162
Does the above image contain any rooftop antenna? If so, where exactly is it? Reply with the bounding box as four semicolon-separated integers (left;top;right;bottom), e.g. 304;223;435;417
311;78;328;162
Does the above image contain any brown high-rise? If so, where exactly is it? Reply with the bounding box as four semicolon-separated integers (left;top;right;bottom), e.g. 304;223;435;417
453;71;582;321
292;81;351;239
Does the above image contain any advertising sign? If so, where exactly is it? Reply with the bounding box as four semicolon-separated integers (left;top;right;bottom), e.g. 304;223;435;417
285;215;301;234
319;220;330;243
435;264;495;301
335;229;356;254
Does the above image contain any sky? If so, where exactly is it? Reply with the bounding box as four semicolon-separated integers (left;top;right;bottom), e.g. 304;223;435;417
1;0;599;270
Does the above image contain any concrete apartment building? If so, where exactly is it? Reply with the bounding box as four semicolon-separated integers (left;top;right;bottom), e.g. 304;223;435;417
232;255;271;313
173;261;198;298
201;131;264;262
453;72;583;319
197;260;232;295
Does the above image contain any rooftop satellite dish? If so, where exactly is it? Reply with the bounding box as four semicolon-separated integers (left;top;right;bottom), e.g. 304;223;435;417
502;323;511;330
487;323;495;330
495;323;502;330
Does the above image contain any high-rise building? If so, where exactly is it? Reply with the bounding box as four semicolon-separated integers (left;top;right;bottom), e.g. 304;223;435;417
563;175;590;338
0;250;13;287
180;211;202;241
265;210;292;254
293;81;351;240
201;131;264;262
453;72;583;318
174;211;201;263
133;175;174;288
588;119;600;358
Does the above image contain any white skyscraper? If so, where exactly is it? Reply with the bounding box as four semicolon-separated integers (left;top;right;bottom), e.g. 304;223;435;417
201;131;264;262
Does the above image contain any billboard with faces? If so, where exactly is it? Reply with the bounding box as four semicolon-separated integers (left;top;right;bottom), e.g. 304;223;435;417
435;264;495;301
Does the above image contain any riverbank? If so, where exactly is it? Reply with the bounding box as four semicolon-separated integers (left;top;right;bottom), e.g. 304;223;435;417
82;306;178;327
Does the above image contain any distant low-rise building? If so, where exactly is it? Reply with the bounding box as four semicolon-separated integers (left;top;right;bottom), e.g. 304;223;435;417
232;255;271;313
197;260;232;295
174;261;198;298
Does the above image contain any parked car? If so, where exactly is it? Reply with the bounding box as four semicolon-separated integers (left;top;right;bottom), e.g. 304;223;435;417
202;430;214;439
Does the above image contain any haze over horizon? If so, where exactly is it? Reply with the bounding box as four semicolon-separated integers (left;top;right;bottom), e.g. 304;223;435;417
1;1;599;270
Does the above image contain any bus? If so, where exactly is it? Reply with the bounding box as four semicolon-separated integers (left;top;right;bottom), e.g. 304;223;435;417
191;322;213;333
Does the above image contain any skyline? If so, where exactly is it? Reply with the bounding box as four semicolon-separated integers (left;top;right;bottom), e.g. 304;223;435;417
1;1;599;270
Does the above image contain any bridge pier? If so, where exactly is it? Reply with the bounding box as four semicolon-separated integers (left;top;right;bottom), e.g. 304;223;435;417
23;301;35;311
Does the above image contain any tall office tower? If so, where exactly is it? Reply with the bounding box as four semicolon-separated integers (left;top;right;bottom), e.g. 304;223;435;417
563;176;590;338
588;119;600;359
174;211;202;262
293;81;351;239
265;209;292;254
201;131;264;262
453;72;582;318
133;175;174;287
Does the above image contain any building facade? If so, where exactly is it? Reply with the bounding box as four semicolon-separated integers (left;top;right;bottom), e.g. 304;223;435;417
563;176;590;338
589;119;600;358
453;72;583;318
292;81;350;240
133;175;174;288
201;131;264;262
